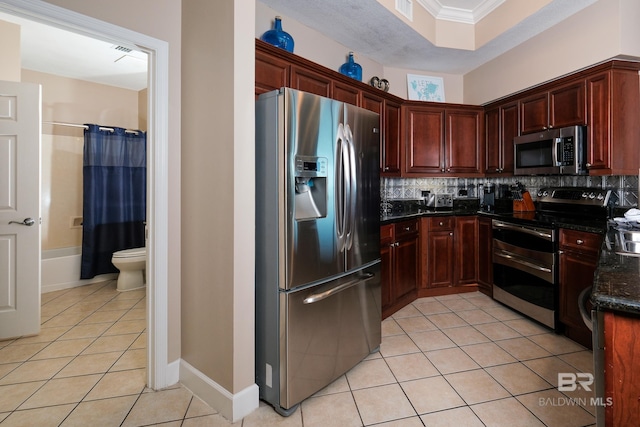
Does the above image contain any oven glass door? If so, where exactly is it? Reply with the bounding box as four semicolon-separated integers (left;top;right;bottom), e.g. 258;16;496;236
493;260;555;311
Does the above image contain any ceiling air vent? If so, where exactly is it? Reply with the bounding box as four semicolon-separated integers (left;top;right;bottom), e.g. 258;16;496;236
112;45;133;53
396;0;413;21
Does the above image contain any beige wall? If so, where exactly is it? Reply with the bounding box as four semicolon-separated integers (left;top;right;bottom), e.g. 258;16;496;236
41;0;183;365
0;20;20;81
255;2;465;103
20;70;141;251
181;0;255;396
464;0;640;105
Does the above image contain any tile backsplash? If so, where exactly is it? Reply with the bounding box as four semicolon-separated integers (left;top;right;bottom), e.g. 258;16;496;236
382;175;639;208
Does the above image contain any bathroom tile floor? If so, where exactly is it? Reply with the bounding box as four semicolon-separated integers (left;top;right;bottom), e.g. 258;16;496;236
0;281;597;426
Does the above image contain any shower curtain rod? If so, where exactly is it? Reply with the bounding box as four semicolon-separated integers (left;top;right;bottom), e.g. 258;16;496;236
43;121;140;134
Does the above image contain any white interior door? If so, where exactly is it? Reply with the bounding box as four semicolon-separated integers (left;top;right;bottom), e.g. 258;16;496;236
0;80;41;340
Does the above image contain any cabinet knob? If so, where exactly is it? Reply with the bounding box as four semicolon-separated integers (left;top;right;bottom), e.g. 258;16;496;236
449;232;453;236
447;168;451;172
576;239;584;245
384;166;390;171
441;168;445;172
404;226;410;231
495;168;500;172
439;221;444;226
543;126;548;130
586;163;592;168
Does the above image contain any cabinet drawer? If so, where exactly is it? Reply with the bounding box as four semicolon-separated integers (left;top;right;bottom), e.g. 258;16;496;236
381;224;394;243
427;217;455;231
559;229;602;255
395;219;419;238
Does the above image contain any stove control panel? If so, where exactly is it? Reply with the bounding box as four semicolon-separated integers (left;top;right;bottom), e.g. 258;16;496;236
536;187;612;207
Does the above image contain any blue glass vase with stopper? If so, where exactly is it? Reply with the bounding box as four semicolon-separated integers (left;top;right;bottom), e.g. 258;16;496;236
260;16;294;53
339;52;362;81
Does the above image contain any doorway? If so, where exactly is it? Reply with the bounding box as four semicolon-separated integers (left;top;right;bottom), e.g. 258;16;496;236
0;1;171;389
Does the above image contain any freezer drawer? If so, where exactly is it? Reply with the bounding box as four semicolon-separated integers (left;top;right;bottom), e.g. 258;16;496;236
258;262;381;413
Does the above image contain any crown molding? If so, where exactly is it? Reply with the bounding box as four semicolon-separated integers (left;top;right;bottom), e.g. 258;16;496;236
417;0;505;24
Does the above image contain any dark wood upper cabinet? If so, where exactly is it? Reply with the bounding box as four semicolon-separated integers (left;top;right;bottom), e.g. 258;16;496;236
332;80;360;105
549;81;586;129
383;100;402;176
520;92;549;134
290;65;332;98
403;104;482;176
403;105;445;175
484;101;518;175
446;107;483;175
586;67;640;175
255;49;289;98
519;81;586;134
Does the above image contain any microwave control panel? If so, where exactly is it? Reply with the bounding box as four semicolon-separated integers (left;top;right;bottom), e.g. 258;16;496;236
559;137;575;165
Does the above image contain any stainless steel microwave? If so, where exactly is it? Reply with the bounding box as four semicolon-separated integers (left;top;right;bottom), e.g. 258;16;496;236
514;125;587;175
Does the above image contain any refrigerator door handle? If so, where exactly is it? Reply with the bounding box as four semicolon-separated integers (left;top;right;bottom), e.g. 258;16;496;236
344;124;357;250
336;123;350;252
303;272;375;304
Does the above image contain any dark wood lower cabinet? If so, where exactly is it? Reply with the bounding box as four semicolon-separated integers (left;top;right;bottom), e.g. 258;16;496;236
477;217;493;296
381;220;418;319
558;229;602;349
604;310;640;426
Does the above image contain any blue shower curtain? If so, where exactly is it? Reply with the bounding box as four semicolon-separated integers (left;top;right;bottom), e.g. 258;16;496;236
80;124;147;279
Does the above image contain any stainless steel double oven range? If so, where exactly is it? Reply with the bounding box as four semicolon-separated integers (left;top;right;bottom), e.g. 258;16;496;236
492;187;612;330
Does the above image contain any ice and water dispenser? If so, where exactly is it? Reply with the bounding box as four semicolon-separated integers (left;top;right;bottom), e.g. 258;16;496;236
294;156;328;220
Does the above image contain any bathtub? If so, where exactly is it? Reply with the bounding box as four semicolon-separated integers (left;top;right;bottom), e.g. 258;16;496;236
41;247;117;293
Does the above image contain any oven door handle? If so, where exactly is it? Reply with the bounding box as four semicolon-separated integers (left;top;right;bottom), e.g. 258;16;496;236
493;221;553;241
494;250;552;274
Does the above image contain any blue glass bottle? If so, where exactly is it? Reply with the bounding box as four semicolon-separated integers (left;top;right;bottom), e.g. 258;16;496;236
260;16;294;53
339;52;362;81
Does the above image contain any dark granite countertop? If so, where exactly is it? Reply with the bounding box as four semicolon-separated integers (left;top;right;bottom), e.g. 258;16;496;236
592;227;640;315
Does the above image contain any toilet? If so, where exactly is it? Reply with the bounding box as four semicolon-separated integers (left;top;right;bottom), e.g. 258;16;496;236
111;247;146;291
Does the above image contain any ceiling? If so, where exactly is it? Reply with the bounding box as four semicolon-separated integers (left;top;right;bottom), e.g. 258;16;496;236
0;11;148;91
0;1;595;91
259;0;597;74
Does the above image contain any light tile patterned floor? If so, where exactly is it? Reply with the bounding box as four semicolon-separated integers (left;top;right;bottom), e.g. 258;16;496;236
0;282;597;426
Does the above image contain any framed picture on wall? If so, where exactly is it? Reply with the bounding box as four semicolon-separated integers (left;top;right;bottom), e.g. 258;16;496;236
407;74;445;102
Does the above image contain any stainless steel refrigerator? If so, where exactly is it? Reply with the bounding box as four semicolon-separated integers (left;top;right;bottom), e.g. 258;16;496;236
255;88;381;415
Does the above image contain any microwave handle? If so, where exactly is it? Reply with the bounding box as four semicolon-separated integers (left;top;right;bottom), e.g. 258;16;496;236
553;137;562;167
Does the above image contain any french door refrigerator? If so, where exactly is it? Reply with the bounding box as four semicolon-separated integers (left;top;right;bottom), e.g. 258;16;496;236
255;88;381;415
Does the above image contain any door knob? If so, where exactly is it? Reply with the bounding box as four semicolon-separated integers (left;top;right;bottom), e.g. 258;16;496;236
8;218;35;226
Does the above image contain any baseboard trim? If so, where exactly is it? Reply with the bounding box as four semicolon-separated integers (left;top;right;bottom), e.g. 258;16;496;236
179;358;259;422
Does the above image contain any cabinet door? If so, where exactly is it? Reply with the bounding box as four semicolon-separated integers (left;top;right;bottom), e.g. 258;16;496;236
428;231;454;288
403;106;445;174
332;80;360;106
394;234;418;301
550;81;586;128
520;92;549;134
500;102;518;175
383;100;401;176
558;250;597;331
255;49;289;98
586;72;611;173
477;217;493;295
290;65;332;98
454;217;478;285
380;239;393;314
485;107;500;174
446;108;482;175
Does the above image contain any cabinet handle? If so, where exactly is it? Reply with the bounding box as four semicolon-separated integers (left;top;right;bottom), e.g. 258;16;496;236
576;239;584;245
